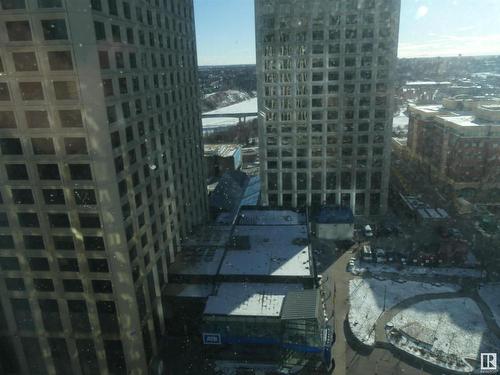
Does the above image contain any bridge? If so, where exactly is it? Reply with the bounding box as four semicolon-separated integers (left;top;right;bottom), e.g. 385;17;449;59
202;112;259;124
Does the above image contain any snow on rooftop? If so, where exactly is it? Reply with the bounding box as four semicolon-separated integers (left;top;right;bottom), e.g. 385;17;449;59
204;144;240;158
219;225;311;277
237;209;306;225
349;278;459;346
204;282;302;317
389;298;500;362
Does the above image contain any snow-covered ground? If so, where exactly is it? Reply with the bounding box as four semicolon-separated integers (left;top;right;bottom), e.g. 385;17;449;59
393;111;409;134
348;278;459;346
478;283;500;327
388;298;500;369
202;98;258;132
351;260;483;279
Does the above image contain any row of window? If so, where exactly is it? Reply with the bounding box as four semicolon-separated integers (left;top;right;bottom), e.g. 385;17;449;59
0;50;73;73
0;211;100;229
4;19;68;42
266;122;386;133
267;170;383;189
264;55;389;70
0;335;126;375
263;27;394;44
263;41;394;57
0;109;82;129
3;162;92;180
0;235;104;253
0;188;95;206
263;70;389;84
93;19;194;54
0;137;87;155
0;0;62;10
264;82;388;95
91;0;192;24
266;191;382;215
0;80;78;101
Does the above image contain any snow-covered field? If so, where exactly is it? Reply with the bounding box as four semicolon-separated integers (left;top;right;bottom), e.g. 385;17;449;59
352;260;483;279
388;298;500;364
202;98;258;131
478;283;500;327
348;278;459;346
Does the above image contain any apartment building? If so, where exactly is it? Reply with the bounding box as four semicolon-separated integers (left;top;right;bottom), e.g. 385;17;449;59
255;0;400;215
408;97;500;193
0;0;207;373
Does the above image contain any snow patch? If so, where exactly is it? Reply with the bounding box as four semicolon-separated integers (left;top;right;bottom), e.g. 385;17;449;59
348;278;459;346
478;283;500;327
388;298;500;371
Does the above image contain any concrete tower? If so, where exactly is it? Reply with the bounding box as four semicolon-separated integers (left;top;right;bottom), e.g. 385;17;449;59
256;0;400;215
0;0;207;373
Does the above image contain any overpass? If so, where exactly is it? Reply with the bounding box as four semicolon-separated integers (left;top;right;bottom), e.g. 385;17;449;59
202;112;258;124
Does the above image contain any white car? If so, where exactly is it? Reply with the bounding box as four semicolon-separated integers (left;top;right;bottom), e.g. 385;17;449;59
375;248;385;263
364;225;373;237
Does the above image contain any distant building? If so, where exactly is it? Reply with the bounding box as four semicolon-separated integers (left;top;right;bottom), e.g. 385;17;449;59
313;206;354;240
407;97;500;196
255;0;401;215
204;144;242;179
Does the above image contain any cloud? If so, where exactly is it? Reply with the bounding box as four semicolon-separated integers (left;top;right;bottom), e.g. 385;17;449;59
416;5;429;19
398;34;500;58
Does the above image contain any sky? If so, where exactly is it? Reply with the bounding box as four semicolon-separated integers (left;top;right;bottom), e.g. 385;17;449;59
193;0;500;66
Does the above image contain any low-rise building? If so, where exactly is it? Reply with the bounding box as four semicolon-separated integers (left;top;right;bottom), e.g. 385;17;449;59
164;208;334;373
204;144;242;179
407;97;500;198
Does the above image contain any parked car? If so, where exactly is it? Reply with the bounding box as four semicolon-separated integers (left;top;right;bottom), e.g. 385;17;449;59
364;225;373;237
362;244;372;261
375;248;386;263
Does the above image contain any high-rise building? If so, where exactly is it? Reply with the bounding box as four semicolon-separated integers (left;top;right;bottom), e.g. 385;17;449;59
0;0;207;374
255;0;400;215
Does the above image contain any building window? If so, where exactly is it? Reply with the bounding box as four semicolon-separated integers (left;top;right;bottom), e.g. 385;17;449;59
69;164;92;180
12;189;34;204
26;111;49;128
18;212;40;227
37;164;60;180
6;164;28;180
58;258;79;272
0;138;22;154
0;111;16;128
19;82;44;100
0;83;11;101
41;19;68;40
94;21;106;40
38;0;62;8
48;51;73;70
83;236;105;251
53;236;74;250
6;21;32;41
42;189;65;204
0;235;14;249
64;137;88;154
59;109;83;127
48;213;70;228
32;138;55;154
28;257;49;270
68;301;91;332
88;258;109;272
54;81;78;100
103;79;114;96
74;189;97;205
1;0;25;9
79;213;101;228
13;52;38;71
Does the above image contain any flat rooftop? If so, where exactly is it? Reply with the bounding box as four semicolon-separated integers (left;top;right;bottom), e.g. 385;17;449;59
204;144;240;158
237;209;306;226
182;226;232;248
219;225;312;277
169;248;225;276
204;282;303;317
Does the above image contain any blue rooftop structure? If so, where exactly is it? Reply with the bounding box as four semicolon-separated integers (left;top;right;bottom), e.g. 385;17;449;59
314;206;354;224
